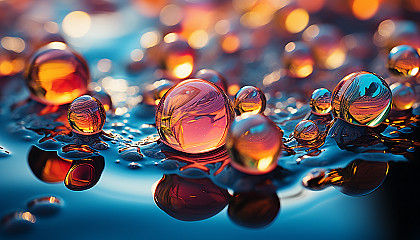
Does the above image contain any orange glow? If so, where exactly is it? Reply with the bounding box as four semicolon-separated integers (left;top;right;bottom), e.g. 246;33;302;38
297;0;326;13
240;1;276;29
188;30;209;49
166;54;194;79
228;84;241;96
285;8;309;33
222;34;240;53
62;11;91;38
352;0;379;20
0;60;13;75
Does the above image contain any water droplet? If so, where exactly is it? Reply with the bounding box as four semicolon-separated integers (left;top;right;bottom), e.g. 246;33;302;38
226;114;283;175
68;95;106;135
309;88;332;115
283;41;314;78
0;146;10;158
154;174;230;221
195;69;228;93
234;86;266;115
1;211;36;234
293;120;320;143
128;162;142;169
89;90;112;111
390;82;416;111
388;45;420;77
27;196;63;217
24;42;89;105
119;146;144;161
162;38;195;79
331;71;392;127
59;144;98;159
156;79;234;154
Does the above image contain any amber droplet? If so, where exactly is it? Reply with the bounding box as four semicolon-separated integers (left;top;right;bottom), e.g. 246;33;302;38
228;192;280;228
25;42;89;105
293;120;320;142
390;82;416;111
64;156;104;191
68;95;106;135
28;146;72;183
387;45;420;77
156;79;234;154
154;174;230;221
283;41;314;78
226;114;283;175
233;86;266;115
195;69;228;93
331;71;392;127
163;38;195;79
142;79;174;106
309;88;332;115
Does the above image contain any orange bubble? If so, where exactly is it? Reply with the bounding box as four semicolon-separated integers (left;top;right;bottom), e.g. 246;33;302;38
68;95;106;135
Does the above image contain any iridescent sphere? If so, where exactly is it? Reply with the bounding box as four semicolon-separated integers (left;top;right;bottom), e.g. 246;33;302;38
25;42;89;105
142;79;175;106
390;82;416;111
155;79;234;154
293;120;320;142
233;86;266;115
331;71;392;127
68;95;106;135
309;88;332;115
195;69;228;93
283;41;314;78
226;114;283;175
387;45;420;77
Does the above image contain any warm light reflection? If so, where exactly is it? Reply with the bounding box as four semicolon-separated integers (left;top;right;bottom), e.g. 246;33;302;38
140;31;161;49
160;4;183;26
302;24;319;41
325;49;346;69
44;21;59;34
173;62;193;79
228;84;241;96
188;30;209;49
285;42;296;52
240;1;276;29
352;0;379;20
1;37;25;53
130;49;144;61
378;20;395;38
222;34;240;53
285;8;309;33
215;19;230;35
97;59;112;72
62;11;91;38
164;33;178;43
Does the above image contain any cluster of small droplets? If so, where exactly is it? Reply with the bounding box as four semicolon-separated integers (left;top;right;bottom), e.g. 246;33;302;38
233;86;266;115
68;95;106;135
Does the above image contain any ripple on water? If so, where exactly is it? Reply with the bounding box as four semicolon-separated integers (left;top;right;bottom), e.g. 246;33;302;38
27;196;63;217
1;211;36;235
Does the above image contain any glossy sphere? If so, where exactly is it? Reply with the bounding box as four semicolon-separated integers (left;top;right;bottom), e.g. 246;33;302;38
142;79;174;106
293;120;320;142
234;86;266;115
68;95;106;135
156;79;234;154
309;88;332;115
25;42;89;105
390;82;416;111
283;41;314;78
387;45;420;77
195;69;228;93
154;174;230;221
226;114;282;175
331;71;392;127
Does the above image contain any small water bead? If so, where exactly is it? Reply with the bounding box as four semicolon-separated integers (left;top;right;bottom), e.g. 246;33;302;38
309;88;332;115
331;71;392;127
293;120;320;143
387;45;420;77
142;79;174;106
156;79;234;154
233;86;266;115
24;42;89;105
89;90;112;111
162;38;195;79
27;196;63;217
226;114;283;175
68;95;106;135
283;41;314;78
195;69;228;93
390;82;416;111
